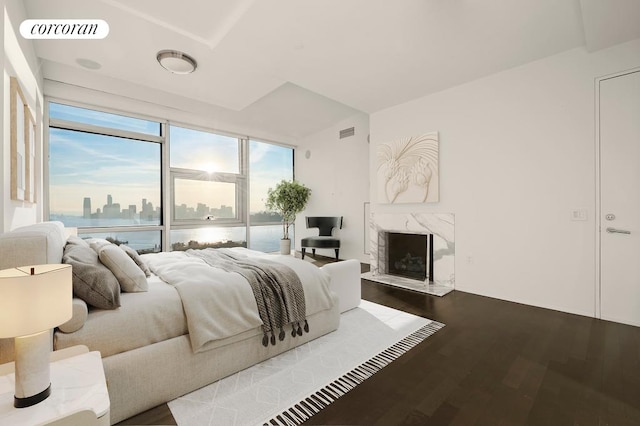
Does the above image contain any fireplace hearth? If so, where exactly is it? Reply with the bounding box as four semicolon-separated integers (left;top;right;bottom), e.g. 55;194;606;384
363;213;455;297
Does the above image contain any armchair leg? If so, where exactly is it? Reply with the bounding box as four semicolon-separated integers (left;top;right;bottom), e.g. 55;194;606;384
335;249;339;261
301;248;306;259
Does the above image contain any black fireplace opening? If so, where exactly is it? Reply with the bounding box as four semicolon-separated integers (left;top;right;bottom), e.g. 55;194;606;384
386;232;433;282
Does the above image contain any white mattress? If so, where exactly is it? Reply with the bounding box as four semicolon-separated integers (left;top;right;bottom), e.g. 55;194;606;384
55;274;188;357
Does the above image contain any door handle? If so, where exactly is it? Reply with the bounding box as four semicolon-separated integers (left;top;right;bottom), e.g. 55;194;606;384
606;227;631;234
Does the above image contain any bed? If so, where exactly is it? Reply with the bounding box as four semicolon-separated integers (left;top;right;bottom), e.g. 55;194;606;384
0;222;361;424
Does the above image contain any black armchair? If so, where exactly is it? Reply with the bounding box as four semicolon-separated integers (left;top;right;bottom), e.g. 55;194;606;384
301;216;343;261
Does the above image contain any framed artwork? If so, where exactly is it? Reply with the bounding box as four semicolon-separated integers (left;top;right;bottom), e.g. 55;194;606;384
376;132;439;204
10;77;35;203
26;109;36;203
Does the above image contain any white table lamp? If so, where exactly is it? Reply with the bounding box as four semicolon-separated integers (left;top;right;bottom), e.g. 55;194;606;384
0;264;72;408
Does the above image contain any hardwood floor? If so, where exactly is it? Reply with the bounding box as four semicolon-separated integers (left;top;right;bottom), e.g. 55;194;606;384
119;258;640;425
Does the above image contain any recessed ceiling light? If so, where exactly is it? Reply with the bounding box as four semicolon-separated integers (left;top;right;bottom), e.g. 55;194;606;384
156;50;197;74
76;58;101;70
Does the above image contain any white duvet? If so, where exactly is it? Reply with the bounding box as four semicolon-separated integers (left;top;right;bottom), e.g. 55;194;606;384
142;248;335;353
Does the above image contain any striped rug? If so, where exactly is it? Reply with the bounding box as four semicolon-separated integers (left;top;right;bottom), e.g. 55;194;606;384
169;301;444;426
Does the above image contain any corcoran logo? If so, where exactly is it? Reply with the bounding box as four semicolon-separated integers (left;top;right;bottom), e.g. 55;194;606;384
20;19;109;39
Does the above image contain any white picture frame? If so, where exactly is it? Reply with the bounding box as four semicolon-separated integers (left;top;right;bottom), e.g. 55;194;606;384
10;76;35;203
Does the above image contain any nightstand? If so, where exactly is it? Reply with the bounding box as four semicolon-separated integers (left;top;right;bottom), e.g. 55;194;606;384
0;345;110;425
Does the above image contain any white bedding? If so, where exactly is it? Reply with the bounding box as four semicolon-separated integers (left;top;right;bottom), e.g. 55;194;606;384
143;247;336;353
55;276;187;357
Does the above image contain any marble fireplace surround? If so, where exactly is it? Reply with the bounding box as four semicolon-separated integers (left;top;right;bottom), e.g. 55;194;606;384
362;212;455;296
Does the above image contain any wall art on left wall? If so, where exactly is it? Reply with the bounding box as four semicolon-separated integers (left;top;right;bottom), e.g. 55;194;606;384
10;76;35;203
376;131;439;204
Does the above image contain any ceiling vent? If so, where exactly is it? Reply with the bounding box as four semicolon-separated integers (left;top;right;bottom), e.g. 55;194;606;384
339;127;355;139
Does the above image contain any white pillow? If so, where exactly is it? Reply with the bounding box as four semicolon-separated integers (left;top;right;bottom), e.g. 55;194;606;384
98;244;148;292
119;244;151;277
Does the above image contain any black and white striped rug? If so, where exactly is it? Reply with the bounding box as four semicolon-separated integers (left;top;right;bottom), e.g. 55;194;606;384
169;301;444;426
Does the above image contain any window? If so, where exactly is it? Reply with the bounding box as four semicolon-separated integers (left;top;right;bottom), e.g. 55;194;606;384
173;180;236;221
248;140;294;252
46;101;295;254
50;103;160;136
48;102;163;252
169;126;239;173
169;125;246;250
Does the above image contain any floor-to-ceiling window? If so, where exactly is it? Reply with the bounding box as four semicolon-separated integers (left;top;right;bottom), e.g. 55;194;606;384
248;139;294;252
46;100;294;253
48;102;163;253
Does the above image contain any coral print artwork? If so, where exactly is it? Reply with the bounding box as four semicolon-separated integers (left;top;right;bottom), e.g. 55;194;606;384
377;132;439;203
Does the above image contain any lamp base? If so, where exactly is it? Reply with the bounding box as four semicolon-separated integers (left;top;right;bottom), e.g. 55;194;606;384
13;331;52;408
14;384;51;408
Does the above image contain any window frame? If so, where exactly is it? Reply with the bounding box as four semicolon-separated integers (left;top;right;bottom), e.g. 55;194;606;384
247;138;296;227
168;123;248;230
169;169;247;227
45;98;167;248
44;97;297;253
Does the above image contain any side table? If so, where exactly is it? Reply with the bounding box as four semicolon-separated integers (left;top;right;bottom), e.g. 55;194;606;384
0;345;110;425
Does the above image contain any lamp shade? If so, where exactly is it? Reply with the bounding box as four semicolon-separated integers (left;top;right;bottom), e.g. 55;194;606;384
0;264;72;338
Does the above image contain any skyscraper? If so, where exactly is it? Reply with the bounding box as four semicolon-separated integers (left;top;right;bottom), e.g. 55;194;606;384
83;197;91;219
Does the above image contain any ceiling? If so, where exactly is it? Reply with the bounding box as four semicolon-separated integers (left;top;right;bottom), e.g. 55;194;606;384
23;0;640;139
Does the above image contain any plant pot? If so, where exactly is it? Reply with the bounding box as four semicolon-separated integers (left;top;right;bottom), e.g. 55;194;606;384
279;239;291;255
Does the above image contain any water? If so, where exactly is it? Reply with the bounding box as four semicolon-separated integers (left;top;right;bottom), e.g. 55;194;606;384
50;215;293;253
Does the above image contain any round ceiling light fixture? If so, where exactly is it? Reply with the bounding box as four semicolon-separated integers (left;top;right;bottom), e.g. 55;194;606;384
156;50;197;74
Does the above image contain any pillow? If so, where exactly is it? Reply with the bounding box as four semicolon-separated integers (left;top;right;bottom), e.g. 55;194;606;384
98;244;148;292
86;238;112;253
57;298;89;333
62;241;121;309
66;235;90;248
119;245;151;277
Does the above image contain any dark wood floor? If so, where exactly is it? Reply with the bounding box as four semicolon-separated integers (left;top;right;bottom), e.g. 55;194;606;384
119;259;640;425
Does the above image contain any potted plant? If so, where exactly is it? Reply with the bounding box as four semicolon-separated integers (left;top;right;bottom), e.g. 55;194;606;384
265;179;311;254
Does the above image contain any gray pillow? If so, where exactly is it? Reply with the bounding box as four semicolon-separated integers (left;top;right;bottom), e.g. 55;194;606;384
86;238;112;253
98;244;148;292
62;241;121;309
119;245;151;277
66;235;90;247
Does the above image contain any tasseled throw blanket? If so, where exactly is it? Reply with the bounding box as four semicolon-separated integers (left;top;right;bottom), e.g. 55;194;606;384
186;248;309;346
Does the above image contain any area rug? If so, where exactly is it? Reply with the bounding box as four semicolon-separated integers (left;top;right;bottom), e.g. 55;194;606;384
168;301;444;426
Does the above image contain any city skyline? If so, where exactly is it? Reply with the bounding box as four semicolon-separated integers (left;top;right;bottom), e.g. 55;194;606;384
74;194;281;222
82;194;160;221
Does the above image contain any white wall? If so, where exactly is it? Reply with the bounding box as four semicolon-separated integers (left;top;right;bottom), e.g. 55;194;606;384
2;0;43;232
370;39;640;318
0;0;4;233
295;113;370;263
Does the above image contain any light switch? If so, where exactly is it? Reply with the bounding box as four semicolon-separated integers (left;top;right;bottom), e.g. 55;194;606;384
571;209;588;221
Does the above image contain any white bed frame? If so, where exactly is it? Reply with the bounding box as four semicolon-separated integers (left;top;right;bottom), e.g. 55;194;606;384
0;222;361;423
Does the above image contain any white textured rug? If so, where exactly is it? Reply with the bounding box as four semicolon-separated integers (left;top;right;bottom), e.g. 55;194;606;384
168;301;444;426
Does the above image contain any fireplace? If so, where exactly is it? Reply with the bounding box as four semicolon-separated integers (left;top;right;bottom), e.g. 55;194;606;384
385;232;434;282
364;212;455;296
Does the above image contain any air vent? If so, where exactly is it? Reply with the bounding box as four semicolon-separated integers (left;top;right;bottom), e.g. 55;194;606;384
339;127;355;139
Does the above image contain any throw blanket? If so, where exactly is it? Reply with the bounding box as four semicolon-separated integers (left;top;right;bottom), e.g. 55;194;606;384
143;248;335;353
186;248;308;346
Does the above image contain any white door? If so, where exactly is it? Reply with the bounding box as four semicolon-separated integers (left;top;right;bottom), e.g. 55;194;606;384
599;69;640;327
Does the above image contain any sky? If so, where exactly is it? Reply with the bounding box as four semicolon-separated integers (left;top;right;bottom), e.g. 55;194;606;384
48;103;293;217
